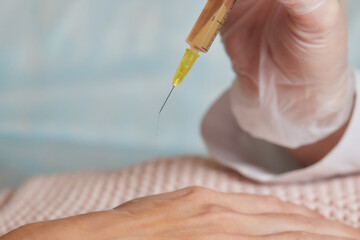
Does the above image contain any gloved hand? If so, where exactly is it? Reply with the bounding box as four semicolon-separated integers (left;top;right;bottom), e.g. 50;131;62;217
221;0;355;148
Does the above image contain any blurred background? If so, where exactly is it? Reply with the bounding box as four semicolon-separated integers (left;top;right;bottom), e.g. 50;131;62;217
0;0;359;191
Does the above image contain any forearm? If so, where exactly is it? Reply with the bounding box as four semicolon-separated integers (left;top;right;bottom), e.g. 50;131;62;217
0;211;132;240
0;224;38;240
1;217;83;240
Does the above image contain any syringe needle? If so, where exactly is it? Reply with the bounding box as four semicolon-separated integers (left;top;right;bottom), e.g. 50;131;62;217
159;86;175;115
159;49;198;115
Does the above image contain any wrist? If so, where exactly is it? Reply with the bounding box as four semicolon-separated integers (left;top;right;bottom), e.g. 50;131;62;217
286;93;356;167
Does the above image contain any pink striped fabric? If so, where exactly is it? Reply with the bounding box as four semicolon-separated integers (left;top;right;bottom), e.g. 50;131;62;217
0;156;360;236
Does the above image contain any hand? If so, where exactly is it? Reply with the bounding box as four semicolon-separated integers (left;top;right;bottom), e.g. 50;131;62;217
2;187;360;239
222;0;355;148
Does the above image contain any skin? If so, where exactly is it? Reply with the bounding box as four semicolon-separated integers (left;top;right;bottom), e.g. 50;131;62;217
1;0;357;239
2;187;360;239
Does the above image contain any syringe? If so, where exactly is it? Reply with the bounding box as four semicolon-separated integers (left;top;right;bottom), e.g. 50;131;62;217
159;0;237;114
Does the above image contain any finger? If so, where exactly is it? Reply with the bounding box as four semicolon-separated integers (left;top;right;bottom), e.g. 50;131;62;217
278;0;344;32
115;187;192;209
204;232;355;240
229;194;321;217
183;209;357;239
126;187;320;218
165;188;320;218
260;231;356;240
207;192;321;218
241;213;360;238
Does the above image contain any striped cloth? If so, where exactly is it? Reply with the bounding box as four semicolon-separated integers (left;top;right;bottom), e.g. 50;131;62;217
0;156;360;236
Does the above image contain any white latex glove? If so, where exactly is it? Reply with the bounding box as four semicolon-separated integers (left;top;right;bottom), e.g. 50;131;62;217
222;0;355;148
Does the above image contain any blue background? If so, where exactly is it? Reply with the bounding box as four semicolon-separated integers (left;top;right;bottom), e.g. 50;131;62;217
0;0;359;190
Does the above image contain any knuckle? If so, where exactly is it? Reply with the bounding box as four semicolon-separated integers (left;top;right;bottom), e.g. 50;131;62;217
183;186;215;199
118;198;140;208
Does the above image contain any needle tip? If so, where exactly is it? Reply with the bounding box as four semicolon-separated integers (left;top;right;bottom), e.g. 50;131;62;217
159;86;175;115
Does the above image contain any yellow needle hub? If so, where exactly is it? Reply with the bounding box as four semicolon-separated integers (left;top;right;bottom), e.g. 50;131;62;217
172;48;200;87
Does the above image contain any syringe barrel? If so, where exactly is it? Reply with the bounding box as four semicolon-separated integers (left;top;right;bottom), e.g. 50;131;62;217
186;0;237;53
